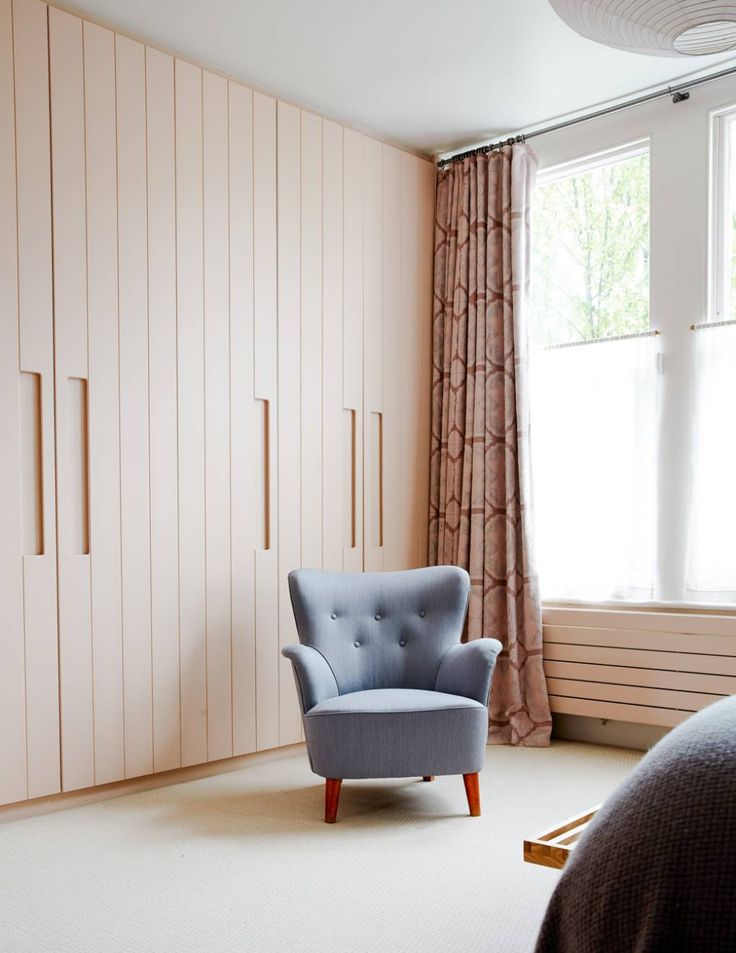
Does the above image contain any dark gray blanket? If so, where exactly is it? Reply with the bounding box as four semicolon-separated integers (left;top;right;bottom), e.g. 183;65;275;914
535;695;736;953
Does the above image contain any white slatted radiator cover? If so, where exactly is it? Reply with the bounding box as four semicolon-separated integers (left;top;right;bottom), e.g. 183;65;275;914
543;607;736;728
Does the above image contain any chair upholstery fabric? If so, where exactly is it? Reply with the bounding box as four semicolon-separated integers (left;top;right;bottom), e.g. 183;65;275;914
304;688;488;779
281;644;339;714
284;567;502;780
288;566;472;694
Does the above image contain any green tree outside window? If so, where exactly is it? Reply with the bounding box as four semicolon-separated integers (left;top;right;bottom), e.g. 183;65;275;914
531;153;650;347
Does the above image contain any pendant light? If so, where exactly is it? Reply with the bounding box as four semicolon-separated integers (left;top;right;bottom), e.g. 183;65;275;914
548;1;736;57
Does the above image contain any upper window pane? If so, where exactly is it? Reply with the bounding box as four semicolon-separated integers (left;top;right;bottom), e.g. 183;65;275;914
531;149;650;347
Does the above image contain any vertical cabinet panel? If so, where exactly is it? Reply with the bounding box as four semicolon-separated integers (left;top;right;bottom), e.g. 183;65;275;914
381;146;404;572
49;6;95;792
322;121;344;572
13;0;60;801
116;34;153;779
49;7;95;790
399;154;423;570
13;0;59;797
381;153;434;571
396;153;419;570
78;22;125;784
253;92;279;751
343;129;364;573
277;102;303;746
415;159;435;567
203;70;233;762
0;0;28;806
84;19;125;787
229;81;257;757
300;111;323;572
363;138;383;572
146;46;181;774
175;59;208;766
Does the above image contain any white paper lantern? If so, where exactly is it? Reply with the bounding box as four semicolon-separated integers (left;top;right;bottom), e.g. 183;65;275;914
548;1;736;56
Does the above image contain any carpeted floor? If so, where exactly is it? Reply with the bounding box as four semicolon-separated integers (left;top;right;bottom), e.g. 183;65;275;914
0;741;640;953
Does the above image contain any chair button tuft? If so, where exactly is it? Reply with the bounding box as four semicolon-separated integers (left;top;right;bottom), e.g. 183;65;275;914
419;610;426;618
330;613;337;620
399;639;406;647
375;613;382;621
353;640;361;648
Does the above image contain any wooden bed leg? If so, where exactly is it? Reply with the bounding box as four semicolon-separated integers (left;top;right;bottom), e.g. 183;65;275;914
325;778;342;824
422;776;435;782
463;772;481;817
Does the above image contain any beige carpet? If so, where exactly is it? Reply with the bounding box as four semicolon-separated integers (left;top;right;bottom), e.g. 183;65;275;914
0;741;640;953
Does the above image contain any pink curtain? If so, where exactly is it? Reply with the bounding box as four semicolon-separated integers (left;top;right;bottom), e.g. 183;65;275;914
429;145;552;747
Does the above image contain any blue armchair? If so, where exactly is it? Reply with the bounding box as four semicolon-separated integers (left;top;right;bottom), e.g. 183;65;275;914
283;566;502;823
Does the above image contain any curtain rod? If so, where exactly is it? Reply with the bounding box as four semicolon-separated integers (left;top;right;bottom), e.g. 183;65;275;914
437;62;736;168
542;328;660;351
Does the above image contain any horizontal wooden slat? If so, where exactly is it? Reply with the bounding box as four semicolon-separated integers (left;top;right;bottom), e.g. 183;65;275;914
557;822;590;846
540;805;600;844
544;660;736;696
524;804;600;870
543;641;736;677
523;839;569;871
549;695;688;728
544;607;736;637
548;677;716;713
544;624;736;657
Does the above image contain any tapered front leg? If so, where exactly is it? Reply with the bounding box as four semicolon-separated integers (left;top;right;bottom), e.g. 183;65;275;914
463;772;481;817
325;778;342;823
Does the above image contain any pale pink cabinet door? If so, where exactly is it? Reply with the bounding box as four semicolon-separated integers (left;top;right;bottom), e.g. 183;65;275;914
0;0;61;807
342;128;365;574
276;102;303;747
49;6;95;793
253;91;280;752
322;120;367;577
229;80;257;758
381;150;434;571
363;136;384;572
203;69;232;763
48;9;133;794
49;12;172;792
322;119;345;574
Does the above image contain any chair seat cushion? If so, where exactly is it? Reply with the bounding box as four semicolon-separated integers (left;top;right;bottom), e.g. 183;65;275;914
303;688;488;780
309;687;484;716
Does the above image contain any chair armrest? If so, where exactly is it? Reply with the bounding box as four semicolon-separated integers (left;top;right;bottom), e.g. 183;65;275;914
281;644;339;713
434;638;503;705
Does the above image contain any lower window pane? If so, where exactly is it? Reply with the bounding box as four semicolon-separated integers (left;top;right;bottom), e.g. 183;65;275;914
530;335;658;602
686;324;736;601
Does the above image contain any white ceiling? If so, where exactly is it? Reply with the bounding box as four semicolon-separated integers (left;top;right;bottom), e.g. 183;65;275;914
63;0;736;156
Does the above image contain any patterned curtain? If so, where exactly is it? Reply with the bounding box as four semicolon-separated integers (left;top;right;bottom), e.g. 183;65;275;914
429;144;552;747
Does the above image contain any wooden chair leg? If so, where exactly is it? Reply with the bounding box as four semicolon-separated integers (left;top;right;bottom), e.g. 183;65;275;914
422;776;435;782
324;778;342;824
463;772;481;817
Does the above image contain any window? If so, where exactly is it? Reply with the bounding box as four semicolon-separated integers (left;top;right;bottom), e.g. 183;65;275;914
530;143;659;603
530;109;736;608
686;107;736;602
709;106;736;322
531;144;650;347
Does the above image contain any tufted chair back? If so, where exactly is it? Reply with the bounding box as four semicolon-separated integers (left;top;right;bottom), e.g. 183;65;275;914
288;566;470;694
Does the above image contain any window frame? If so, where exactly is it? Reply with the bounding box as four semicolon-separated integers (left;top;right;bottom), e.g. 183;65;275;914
709;104;736;323
537;138;651;187
530;81;736;613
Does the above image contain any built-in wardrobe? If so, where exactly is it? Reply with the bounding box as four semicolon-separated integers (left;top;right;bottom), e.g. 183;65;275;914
0;0;434;807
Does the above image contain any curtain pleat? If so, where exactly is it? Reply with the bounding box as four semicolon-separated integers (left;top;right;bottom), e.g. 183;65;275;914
429;145;552;746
